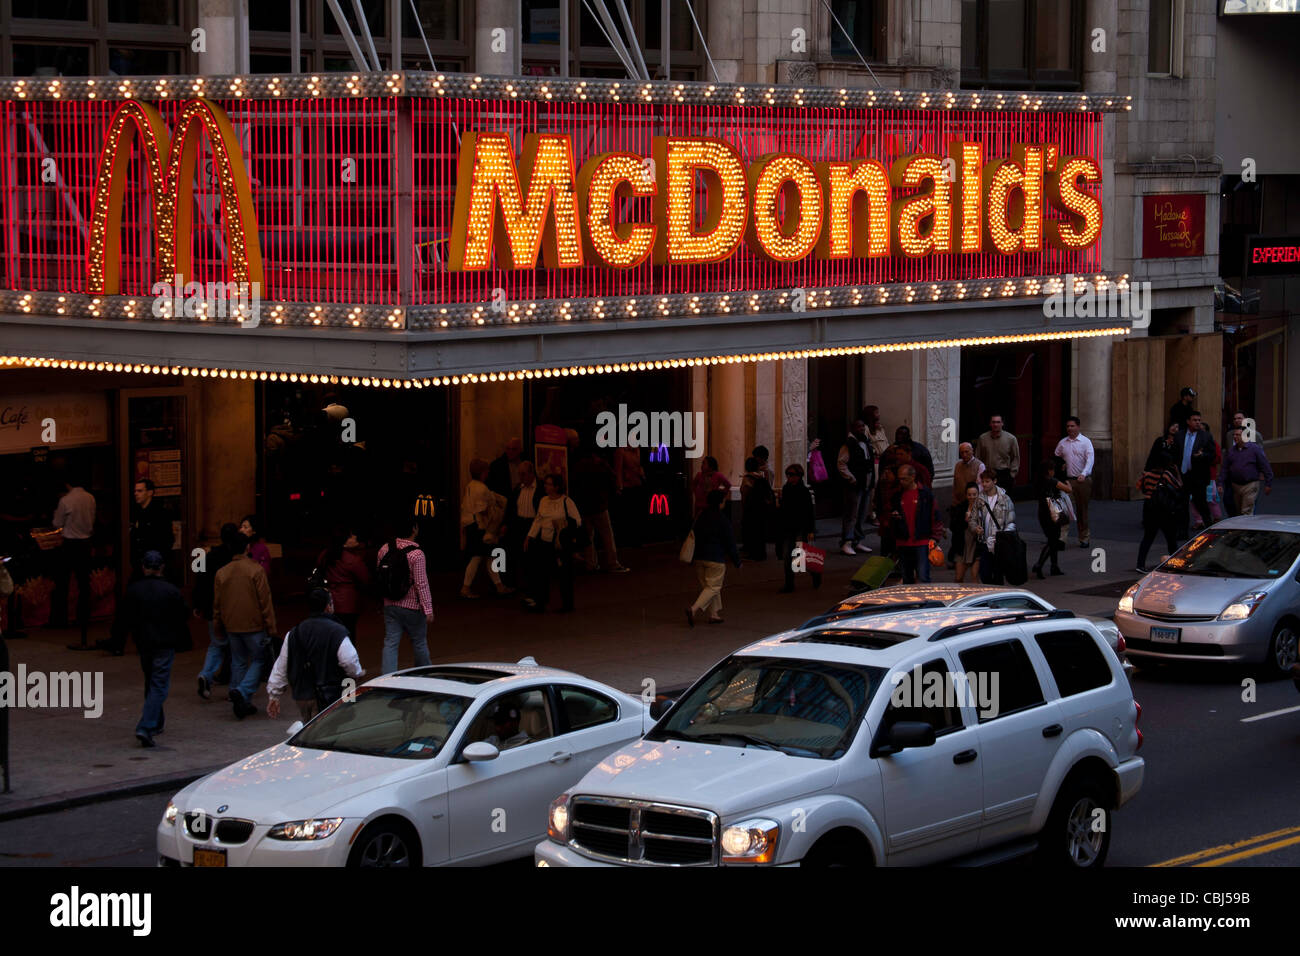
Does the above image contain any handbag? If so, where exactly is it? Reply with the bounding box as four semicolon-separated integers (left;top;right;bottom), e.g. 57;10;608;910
808;449;829;483
803;543;825;573
678;531;696;563
928;540;945;567
982;498;1028;585
557;496;589;552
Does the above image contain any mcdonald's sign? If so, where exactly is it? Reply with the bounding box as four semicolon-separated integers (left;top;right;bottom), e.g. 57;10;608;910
414;494;437;518
648;493;670;516
86;98;263;295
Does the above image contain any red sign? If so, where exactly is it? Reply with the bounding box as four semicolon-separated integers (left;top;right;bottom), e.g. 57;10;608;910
1142;194;1205;258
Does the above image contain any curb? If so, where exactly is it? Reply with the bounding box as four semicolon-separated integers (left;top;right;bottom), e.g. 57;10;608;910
0;765;224;823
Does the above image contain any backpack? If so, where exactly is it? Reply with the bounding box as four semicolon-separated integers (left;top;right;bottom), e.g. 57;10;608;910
376;541;416;601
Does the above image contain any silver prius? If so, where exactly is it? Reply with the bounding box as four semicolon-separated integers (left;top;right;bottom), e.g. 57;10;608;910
1115;516;1300;676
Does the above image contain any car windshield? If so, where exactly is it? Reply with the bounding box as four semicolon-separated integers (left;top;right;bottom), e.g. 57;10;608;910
289;687;472;759
647;656;884;759
1160;529;1300;579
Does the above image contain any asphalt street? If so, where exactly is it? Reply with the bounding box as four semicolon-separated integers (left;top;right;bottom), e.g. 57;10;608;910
2;660;1297;868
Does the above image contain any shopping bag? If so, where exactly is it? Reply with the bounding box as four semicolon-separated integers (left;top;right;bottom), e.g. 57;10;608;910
809;450;829;484
850;555;896;591
678;531;695;563
803;543;825;573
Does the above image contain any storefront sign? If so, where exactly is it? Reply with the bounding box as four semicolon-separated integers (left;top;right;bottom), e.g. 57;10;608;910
1141;194;1205;258
0;392;110;455
1246;235;1300;276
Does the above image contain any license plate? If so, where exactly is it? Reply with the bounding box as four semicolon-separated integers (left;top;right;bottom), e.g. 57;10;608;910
192;847;227;867
1150;626;1181;644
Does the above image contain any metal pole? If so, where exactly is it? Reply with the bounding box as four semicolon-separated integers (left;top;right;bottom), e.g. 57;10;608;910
290;0;301;71
561;0;570;76
660;0;669;78
407;0;437;70
818;0;883;89
580;0;640;78
681;0;717;81
234;0;250;72
390;0;402;69
615;0;651;81
325;0;374;71
351;0;384;70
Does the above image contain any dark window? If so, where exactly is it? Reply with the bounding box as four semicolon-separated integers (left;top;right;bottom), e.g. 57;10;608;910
1034;630;1112;697
109;0;178;24
13;43;91;76
828;0;887;62
108;47;181;76
981;596;1049;610
12;0;88;18
557;685;619;731
326;0;387;35
962;0;1081;91
251;0;303;32
882;658;965;736
404;0;460;40
958;639;1045;721
1148;0;1173;74
463;688;554;751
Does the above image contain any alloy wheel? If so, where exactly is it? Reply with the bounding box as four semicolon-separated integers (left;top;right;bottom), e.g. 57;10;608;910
1065;797;1105;867
1274;627;1299;672
359;832;411;867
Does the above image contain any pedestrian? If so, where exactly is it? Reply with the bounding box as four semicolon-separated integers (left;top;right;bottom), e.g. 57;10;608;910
1175;409;1214;537
1169;387;1197;433
888;464;945;584
875;465;900;558
100;477;171;654
975;415;1020;491
885;443;931;488
861;406;889;522
194;522;238;699
950;443;985;569
239;515;272;575
613;444;646;547
889;425;934;481
1223;424;1274;517
752;445;775;488
685;488;741;626
506;460;544;589
112;549;190;747
460;458;511;599
692;456;732;519
376;517;434;674
837;420;874;556
212;527;277;718
1032;459;1071;579
955;482;981;583
51;473;95;644
1203;421;1225;522
314;528;370;639
1136;423;1184;572
972;470;1016;585
1054;416;1094;548
266;587;364;723
740;456;774;560
522;473;582;613
487;436;525;498
777;464;820;593
572;444;629;573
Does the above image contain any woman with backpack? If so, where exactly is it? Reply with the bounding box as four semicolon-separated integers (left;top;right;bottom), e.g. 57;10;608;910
314;528;370;639
522;473;582;613
1136;423;1184;572
460;459;511;600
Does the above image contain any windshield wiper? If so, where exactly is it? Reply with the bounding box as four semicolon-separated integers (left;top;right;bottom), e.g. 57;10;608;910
689;732;778;750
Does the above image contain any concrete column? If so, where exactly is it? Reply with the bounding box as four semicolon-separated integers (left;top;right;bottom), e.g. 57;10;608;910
917;347;962;498
709;0;744;82
198;0;248;74
1076;336;1114;497
709;362;747;489
780;357;808;479
475;0;518;75
754;361;777;467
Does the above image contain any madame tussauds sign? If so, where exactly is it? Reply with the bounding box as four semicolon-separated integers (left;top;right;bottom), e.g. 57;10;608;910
448;133;1102;272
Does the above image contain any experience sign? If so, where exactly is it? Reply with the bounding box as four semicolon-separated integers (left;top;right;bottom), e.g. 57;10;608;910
449;133;1102;272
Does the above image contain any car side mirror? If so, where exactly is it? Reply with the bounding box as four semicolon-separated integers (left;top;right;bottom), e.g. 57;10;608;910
462;741;500;762
649;698;675;720
285;720;304;739
871;721;936;757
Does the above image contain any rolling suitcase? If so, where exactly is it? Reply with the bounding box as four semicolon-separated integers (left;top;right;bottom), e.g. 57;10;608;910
850;555;896;592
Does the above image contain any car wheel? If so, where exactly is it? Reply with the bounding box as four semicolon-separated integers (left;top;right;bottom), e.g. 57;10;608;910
348;821;418;868
800;829;872;867
1264;621;1299;680
1037;776;1111;869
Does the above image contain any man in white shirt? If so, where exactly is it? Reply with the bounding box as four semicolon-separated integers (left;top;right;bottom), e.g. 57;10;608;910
1054;416;1095;547
266;589;364;722
52;477;96;644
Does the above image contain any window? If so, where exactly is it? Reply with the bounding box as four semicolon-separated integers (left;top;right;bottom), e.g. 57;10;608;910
522;0;706;80
464;689;554;751
958;639;1045;721
557;685;618;731
828;0;887;62
289;687;472;759
1163;529;1300;579
962;0;1082;91
13;0;89;18
1147;0;1183;77
882;659;965;736
1034;630;1112;697
4;1;197;75
979;596;1050;610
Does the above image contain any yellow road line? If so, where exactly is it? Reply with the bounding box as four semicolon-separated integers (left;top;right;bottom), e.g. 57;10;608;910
1192;833;1300;867
1151;824;1300;867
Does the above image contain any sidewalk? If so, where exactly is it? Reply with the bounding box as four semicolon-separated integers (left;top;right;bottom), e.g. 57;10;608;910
4;480;1295;819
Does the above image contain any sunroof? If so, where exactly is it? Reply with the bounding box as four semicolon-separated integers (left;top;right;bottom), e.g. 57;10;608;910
399;666;512;684
800;600;946;630
782;629;915;650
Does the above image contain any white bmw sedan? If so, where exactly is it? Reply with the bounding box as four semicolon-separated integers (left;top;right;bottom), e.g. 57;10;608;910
157;659;647;867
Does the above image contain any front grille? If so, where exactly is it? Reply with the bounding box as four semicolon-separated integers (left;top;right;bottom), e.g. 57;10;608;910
568;797;717;866
1134;608;1218;623
1125;638;1224;656
214;820;255;844
184;812;211;840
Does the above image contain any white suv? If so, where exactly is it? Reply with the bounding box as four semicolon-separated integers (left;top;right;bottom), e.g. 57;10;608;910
536;608;1144;868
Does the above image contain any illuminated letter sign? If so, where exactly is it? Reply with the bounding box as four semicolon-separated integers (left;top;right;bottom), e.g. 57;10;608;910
577;152;657;269
653;136;748;265
648;492;670;515
87;98;263;295
815;160;890;260
890;154;953;257
449;131;584;271
982;144;1047;254
1046;156;1103;251
746;154;823;262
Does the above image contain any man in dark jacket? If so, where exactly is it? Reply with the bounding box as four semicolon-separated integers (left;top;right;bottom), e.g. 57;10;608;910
193;522;238;700
777;464;821;593
99;477;175;655
686;489;742;626
266;588;364;722
889;465;946;584
1176;410;1215;537
113;550;191;747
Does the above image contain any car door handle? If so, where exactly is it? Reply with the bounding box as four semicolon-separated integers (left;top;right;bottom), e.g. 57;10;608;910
1042;724;1063;738
952;749;978;765
548;751;573;764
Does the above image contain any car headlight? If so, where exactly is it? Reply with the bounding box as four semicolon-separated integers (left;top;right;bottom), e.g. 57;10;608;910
548;794;571;843
266;818;344;841
163;802;179;826
721;818;781;864
1118;583;1139;615
1219;590;1268;621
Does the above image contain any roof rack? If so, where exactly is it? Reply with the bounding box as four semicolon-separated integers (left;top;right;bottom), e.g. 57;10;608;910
927;609;1075;642
798;599;947;630
782;629;914;650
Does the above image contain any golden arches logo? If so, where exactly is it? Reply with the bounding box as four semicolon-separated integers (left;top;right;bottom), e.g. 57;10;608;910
86;98;263;295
